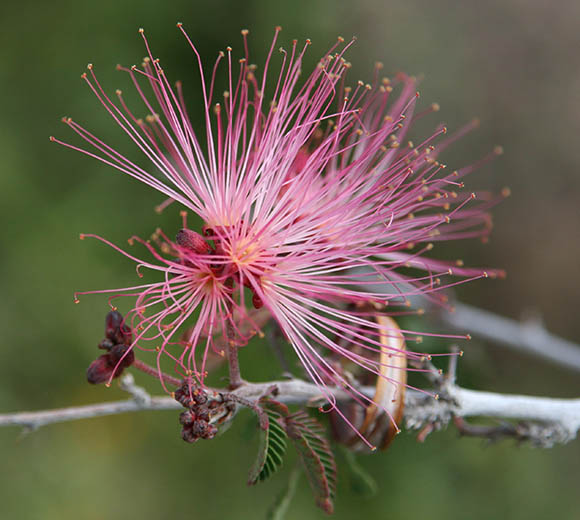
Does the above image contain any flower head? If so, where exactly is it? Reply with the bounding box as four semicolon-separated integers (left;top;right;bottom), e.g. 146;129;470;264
53;26;505;448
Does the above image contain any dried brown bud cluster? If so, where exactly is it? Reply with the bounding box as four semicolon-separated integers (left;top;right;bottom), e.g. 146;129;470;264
175;382;218;443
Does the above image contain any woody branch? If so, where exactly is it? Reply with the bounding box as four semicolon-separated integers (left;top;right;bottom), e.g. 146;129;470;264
1;374;578;448
354;271;580;372
439;302;580;373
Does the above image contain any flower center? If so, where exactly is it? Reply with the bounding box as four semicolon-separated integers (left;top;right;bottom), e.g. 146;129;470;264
228;235;262;267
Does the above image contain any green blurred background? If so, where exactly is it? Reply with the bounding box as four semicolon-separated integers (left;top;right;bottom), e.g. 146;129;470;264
1;0;579;518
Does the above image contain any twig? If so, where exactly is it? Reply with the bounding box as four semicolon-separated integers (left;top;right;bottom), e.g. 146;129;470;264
0;395;179;430
450;416;573;447
1;378;579;447
445;345;461;385
119;373;151;406
405;383;580;447
452;417;530;443
439;302;580;373
352;271;580;372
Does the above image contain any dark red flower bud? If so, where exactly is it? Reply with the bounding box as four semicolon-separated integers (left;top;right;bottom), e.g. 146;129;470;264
193;390;208;405
174;386;195;408
179;410;195;426
205;424;218;439
87;345;134;385
110;344;135;370
105;310;132;345
118;323;132;346
196;407;210;422
176;229;210;254
173;386;185;401
98;338;114;351
252;292;263;309
86;354;115;384
181;428;198;444
105;310;124;340
191;419;210;438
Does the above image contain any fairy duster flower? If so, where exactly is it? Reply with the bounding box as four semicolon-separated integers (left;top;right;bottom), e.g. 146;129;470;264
52;26;505;447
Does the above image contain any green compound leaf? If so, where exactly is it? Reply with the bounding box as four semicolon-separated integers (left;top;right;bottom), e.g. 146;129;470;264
285;411;337;515
248;402;289;485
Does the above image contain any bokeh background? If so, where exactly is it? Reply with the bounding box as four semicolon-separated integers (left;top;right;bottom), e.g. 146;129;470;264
1;0;579;518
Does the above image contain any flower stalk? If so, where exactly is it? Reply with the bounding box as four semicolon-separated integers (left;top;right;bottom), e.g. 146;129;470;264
225;297;244;389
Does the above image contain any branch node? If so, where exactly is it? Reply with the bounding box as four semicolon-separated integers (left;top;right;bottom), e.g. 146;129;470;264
120;374;152;407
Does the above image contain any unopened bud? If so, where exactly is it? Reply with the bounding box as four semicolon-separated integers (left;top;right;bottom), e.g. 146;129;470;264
191;419;210;437
193;391;208;405
105;310;124;340
179;410;195;426
105;310;132;345
181;428;198;443
110;344;135;370
252;293;263;309
86;355;115;384
175;229;210;254
196;407;210;422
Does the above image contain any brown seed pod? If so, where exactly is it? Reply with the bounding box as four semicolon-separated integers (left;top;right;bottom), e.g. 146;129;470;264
330;314;406;451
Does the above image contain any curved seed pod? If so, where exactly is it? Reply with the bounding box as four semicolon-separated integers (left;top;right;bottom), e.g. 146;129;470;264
330;314;407;451
360;315;407;450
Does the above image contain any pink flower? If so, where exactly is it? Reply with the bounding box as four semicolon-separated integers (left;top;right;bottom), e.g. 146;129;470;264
53;26;505;448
